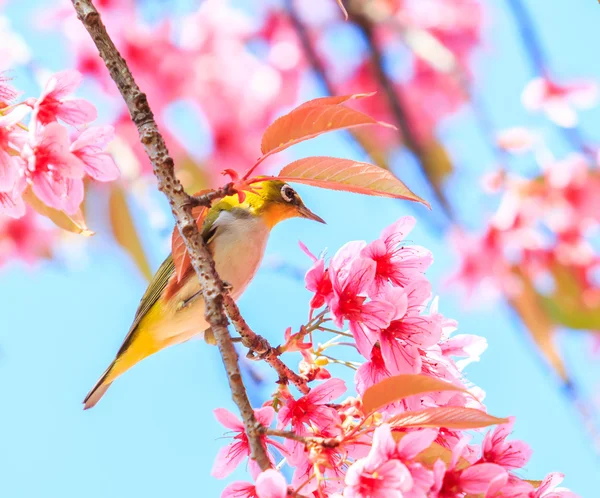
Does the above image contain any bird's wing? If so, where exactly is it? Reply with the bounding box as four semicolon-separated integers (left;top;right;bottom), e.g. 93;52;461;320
116;254;175;356
116;209;224;357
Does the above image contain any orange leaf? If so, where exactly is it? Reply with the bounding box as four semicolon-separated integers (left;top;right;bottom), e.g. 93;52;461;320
295;93;375;110
389;406;508;430
22;187;94;236
260;94;391;157
171;204;207;283
275;157;429;207
361;374;472;415
109;185;152;281
416;441;470;470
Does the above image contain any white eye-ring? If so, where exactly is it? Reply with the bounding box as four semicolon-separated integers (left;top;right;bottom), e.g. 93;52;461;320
281;184;296;203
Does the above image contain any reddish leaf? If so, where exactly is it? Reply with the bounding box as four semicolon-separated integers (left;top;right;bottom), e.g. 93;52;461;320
416;441;470;470
361;374;472;415
260;103;393;160
22;187;94;236
389;406;508;430
295;93;375;110
274;157;429;207
109;185;152;281
171;205;207;283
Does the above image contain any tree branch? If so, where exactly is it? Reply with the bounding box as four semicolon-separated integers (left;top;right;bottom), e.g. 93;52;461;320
223;295;310;394
70;0;271;471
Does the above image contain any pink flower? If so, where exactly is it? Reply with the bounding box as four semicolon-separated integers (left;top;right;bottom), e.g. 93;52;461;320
329;243;395;357
0;105;29;192
431;437;508;497
367;425;436;497
522;77;598;128
278;378;345;432
378;282;442;375
482;416;532;470
211;407;283;479
300;241;333;311
20;122;85;214
355;345;392;396
361;216;433;296
343;458;412;498
222;469;288;498
70;126;119;182
530;473;578;498
29;70;97;126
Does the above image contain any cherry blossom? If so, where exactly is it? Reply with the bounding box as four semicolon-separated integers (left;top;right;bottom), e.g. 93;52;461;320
211;407;284;479
20;122;85;214
27;70;97;127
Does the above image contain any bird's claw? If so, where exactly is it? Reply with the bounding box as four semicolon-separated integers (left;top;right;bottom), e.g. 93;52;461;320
222;280;233;292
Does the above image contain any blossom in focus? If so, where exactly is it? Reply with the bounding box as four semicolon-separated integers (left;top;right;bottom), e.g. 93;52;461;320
70;125;119;182
20;122;85;214
361;216;432;296
28;70;97;127
211;407;284;479
530;473;578;498
328;243;395;356
481;416;532;470
522;77;598;128
278;378;345;433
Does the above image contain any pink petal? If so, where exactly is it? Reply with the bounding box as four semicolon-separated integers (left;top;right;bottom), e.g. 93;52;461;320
0;151;16;191
307;378;346;405
380;336;421;375
522;78;547;110
460;463;507;494
544;100;577;128
396;429;438;459
369;424;396;464
211;443;247;479
61;177;85;214
350;321;378;358
255;406;275;427
381;216;416;249
221;481;256;498
45;70;83;99
255;469;287;498
213;408;244;430
81;151;120;182
71;125;115;151
0;190;25;218
57;99;97;125
298;240;317;262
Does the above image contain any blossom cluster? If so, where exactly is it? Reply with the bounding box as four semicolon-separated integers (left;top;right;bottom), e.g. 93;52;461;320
0;69;118;265
0;70;118;219
211;217;576;497
451;75;599;346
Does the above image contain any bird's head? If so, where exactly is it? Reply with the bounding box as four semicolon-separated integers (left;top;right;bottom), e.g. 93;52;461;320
230;180;325;228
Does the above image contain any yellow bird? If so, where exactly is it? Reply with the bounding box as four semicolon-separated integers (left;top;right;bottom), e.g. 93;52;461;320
84;180;324;409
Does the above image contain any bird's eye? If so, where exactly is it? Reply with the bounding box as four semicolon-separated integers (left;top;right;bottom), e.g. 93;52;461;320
281;185;296;203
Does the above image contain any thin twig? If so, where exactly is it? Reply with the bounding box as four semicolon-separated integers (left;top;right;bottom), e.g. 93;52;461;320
70;0;271;472
346;1;455;221
224;295;310;394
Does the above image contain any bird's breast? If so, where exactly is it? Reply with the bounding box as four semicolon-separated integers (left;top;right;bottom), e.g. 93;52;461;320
210;212;271;299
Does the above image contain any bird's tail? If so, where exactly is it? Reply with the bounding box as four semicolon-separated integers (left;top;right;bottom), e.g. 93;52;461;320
83;362;115;410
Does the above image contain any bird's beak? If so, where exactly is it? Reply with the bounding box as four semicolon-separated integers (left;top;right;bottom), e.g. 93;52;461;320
298;205;326;224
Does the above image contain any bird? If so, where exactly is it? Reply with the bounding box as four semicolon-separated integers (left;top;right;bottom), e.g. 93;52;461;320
83;180;324;409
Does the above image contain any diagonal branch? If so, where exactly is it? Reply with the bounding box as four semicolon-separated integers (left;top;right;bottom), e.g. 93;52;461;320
70;0;270;471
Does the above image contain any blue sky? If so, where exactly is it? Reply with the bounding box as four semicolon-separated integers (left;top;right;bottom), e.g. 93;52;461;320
1;0;600;496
